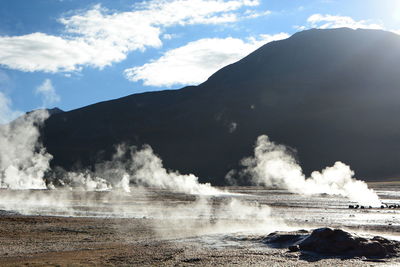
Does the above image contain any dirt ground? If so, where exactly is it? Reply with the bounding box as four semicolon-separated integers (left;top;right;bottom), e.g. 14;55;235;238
0;214;399;267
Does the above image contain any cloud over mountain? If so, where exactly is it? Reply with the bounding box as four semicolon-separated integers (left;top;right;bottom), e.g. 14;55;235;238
124;33;289;86
302;14;383;30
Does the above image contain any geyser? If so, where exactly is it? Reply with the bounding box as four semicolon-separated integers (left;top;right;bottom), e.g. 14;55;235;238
232;135;381;207
0;109;51;190
0;104;222;196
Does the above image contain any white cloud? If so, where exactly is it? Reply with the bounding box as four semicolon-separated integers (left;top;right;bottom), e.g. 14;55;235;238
391;29;400;35
162;33;179;40
124;33;289;87
243;9;271;19
0;70;11;92
0;92;23;124
0;0;266;73
0;33;105;72
301;14;400;36
293;25;306;31
306;14;383;30
35;79;60;107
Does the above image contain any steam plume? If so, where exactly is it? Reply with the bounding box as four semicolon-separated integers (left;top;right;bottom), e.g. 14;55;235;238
0;110;51;189
235;135;381;206
125;145;223;195
67;144;224;195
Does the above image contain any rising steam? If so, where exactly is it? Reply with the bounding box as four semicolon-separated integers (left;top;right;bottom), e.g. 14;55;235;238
0;110;277;237
0;110;51;189
0;106;221;196
0;101;380;240
119;145;223;195
235;135;381;206
0;104;281;238
50;144;223;195
0;107;381;208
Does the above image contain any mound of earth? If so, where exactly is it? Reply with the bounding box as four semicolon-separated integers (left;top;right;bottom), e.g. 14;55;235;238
263;228;400;258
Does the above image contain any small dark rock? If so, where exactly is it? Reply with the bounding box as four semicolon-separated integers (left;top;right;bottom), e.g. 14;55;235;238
182;258;201;263
289;245;300;252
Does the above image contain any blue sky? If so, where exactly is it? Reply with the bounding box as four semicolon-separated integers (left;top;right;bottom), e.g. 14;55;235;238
0;0;399;122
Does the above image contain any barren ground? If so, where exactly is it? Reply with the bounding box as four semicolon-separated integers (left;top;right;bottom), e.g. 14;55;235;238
0;215;398;266
1;183;400;266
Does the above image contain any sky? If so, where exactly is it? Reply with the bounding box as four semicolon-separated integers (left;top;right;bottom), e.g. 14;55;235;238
0;0;399;122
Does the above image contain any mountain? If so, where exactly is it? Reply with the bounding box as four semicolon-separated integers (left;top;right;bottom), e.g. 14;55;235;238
26;107;64;117
46;108;64;116
43;28;400;184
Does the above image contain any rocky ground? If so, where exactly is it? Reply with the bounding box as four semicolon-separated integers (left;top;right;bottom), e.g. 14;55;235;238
0;214;399;266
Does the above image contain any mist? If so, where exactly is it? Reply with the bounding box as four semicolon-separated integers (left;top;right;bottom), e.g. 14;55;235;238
234;135;381;206
108;144;224;195
148;196;283;239
0;100;224;198
0;109;282;238
0;110;51;190
0;104;380;242
0;108;221;196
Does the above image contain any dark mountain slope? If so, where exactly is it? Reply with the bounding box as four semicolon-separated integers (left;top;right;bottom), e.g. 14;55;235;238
43;28;400;183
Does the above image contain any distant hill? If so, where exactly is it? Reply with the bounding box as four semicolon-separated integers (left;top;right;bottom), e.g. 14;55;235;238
42;28;400;184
